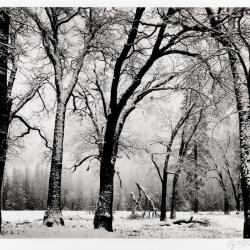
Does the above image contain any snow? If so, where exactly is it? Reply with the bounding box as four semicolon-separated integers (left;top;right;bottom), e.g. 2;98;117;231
0;210;245;238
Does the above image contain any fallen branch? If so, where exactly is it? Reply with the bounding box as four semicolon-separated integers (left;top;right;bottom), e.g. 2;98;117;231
129;182;159;219
172;216;210;226
135;182;159;218
173;216;194;225
128;192;144;219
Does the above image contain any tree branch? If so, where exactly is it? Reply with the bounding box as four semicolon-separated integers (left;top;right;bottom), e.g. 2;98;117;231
13;115;52;150
71;154;100;173
109;7;145;111
10;81;43;119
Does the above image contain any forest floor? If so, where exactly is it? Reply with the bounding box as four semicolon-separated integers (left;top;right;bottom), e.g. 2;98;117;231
0;211;244;238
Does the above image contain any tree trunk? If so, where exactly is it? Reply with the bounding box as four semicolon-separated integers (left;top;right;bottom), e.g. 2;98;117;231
229;52;250;238
160;147;172;221
170;171;179;219
43;101;66;227
230;178;241;214
236;196;240;214
159;105;193;221
224;192;230;215
0;10;10;232
242;176;250;238
170;173;178;219
193;197;199;213
193;143;199;214
160;171;168;221
94;114;118;231
226;162;241;214
193;180;199;214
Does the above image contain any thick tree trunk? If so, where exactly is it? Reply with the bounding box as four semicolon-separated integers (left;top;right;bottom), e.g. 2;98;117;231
229;52;250;238
93;163;115;231
94;114;118;231
160;171;168;221
170;171;180;219
43;101;66;227
242;176;250;238
0;11;10;232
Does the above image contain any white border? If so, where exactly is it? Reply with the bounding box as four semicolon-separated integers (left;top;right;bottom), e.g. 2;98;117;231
0;0;249;7
0;239;244;250
0;239;249;250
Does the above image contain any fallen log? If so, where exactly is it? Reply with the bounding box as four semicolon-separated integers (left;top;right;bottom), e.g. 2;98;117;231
172;216;210;226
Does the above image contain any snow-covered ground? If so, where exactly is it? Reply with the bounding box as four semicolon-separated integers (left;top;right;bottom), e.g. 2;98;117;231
0;211;244;238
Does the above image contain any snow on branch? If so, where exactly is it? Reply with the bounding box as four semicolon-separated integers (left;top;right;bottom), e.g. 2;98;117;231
13;115;52;150
70;154;100;173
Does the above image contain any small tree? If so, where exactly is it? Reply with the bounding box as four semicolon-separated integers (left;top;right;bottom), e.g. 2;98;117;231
208;156;230;215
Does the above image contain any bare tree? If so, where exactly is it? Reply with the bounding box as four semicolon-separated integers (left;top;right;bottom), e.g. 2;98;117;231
180;7;250;238
65;7;210;231
170;109;203;219
146;102;195;222
216;136;241;213
25;7;112;226
0;9;10;232
209;157;230;215
204;7;250;236
0;8;50;231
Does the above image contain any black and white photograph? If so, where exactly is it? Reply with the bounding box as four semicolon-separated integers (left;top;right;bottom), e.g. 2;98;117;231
0;2;250;246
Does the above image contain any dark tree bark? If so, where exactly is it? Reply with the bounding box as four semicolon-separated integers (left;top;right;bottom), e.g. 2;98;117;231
223;191;230;215
94;113;118;231
170;170;180;219
169;135;185;220
43;102;66;226
225;162;241;214
193;197;199;214
0;9;49;231
160;170;168;221
169;137;184;220
210;162;230;215
193;174;199;214
93;8;146;231
93;7;205;230
236;196;241;214
218;138;242;214
0;10;10;232
193;142;199;213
